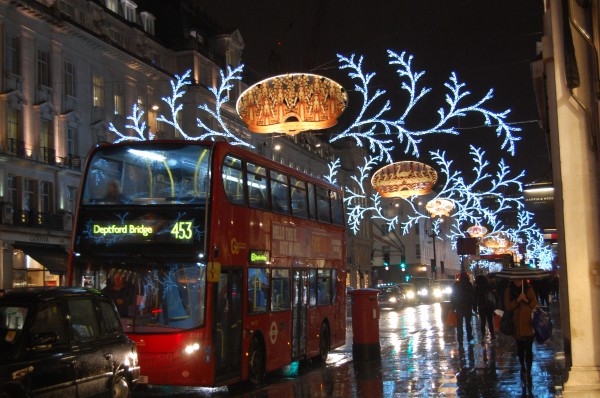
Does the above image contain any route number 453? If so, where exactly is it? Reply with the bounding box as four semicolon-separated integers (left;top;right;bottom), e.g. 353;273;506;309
171;221;193;240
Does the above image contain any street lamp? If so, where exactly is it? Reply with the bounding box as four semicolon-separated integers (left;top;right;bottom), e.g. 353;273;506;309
425;198;454;280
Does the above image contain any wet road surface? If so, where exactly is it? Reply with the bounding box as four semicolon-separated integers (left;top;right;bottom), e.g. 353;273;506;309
135;301;565;397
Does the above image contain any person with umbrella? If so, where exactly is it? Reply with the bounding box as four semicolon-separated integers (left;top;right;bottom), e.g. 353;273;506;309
504;276;538;384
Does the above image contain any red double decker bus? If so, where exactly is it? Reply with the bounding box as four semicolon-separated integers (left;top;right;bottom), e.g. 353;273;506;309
68;140;346;386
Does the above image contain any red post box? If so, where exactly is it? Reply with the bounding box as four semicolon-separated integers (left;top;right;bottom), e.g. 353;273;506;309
349;288;381;361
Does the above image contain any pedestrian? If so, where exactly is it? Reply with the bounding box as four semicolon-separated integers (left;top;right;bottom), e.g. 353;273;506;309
451;272;475;345
504;278;538;383
103;270;133;318
474;274;497;342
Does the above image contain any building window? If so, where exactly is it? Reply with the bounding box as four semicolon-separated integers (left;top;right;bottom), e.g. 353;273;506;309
40;181;53;213
59;0;75;18
8;175;18;206
37;49;51;87
113;84;123;115
105;0;118;13
121;0;137;22
93;74;104;108
67;186;77;213
64;60;76;97
415;222;420;235
416;243;421;257
5;35;20;75
137;95;146;119
67;126;77;155
24;179;36;211
7;109;21;142
40;120;55;164
140;12;155;35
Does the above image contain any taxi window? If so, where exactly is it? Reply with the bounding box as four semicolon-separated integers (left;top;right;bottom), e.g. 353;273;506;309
68;299;101;341
29;303;67;348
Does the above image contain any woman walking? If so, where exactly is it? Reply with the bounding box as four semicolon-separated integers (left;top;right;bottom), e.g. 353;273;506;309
504;278;538;383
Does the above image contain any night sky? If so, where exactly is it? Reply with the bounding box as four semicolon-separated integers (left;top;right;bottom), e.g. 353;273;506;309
198;1;549;186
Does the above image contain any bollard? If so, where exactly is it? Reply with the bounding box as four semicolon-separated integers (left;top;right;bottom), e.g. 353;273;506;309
349;288;381;361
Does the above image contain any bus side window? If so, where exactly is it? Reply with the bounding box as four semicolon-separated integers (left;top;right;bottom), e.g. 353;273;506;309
290;178;308;219
317;269;331;305
316;186;331;223
270;171;290;214
271;269;290;311
222;156;245;205
248;268;268;313
330;191;344;226
307;183;317;220
248;163;268;210
308;270;317;307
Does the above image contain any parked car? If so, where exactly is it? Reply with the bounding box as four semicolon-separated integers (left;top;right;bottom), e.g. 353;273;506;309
397;283;417;306
376;284;405;309
0;287;140;398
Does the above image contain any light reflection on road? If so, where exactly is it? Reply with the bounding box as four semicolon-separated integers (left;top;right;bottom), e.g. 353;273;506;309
135;302;564;397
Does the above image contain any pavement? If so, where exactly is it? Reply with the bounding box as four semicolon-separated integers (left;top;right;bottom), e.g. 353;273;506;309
336;299;566;397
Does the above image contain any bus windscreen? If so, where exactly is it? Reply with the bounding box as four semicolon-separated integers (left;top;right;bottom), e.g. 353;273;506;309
82;144;211;205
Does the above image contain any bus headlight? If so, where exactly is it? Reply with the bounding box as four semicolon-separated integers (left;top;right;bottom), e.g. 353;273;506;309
433;288;442;298
184;342;201;355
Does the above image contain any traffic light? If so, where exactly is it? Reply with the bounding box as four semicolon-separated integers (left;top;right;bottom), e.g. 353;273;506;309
400;254;406;272
431;258;437;272
383;252;390;267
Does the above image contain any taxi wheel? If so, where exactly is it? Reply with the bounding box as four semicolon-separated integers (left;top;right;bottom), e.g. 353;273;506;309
248;337;265;385
111;374;130;398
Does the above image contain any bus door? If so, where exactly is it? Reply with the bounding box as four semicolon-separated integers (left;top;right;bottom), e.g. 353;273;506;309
291;269;308;359
214;269;243;382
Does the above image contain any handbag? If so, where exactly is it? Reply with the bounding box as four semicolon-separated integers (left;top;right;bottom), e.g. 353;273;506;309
500;309;515;335
532;306;552;343
446;309;457;327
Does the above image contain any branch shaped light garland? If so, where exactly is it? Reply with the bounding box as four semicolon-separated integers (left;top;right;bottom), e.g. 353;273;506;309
329;51;522;161
109;65;252;147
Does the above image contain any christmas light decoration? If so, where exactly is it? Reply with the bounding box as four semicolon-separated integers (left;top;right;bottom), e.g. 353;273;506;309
109;66;253;147
371;161;438;198
236;73;348;135
466;225;488;238
425;198;455;217
105;48;552;268
481;232;513;250
329;51;522;162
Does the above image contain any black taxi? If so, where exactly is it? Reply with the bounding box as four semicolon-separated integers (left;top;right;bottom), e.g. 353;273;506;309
0;287;139;397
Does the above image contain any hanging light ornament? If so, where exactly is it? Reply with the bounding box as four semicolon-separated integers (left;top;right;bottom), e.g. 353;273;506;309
425;198;455;217
371;161;438;198
481;232;513;250
466;225;488;238
236;73;348;136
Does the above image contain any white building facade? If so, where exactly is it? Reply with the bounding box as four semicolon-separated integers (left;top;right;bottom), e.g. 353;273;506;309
0;0;342;289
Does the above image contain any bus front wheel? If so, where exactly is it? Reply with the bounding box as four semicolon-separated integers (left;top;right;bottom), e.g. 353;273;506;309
318;323;330;362
248;337;265;385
